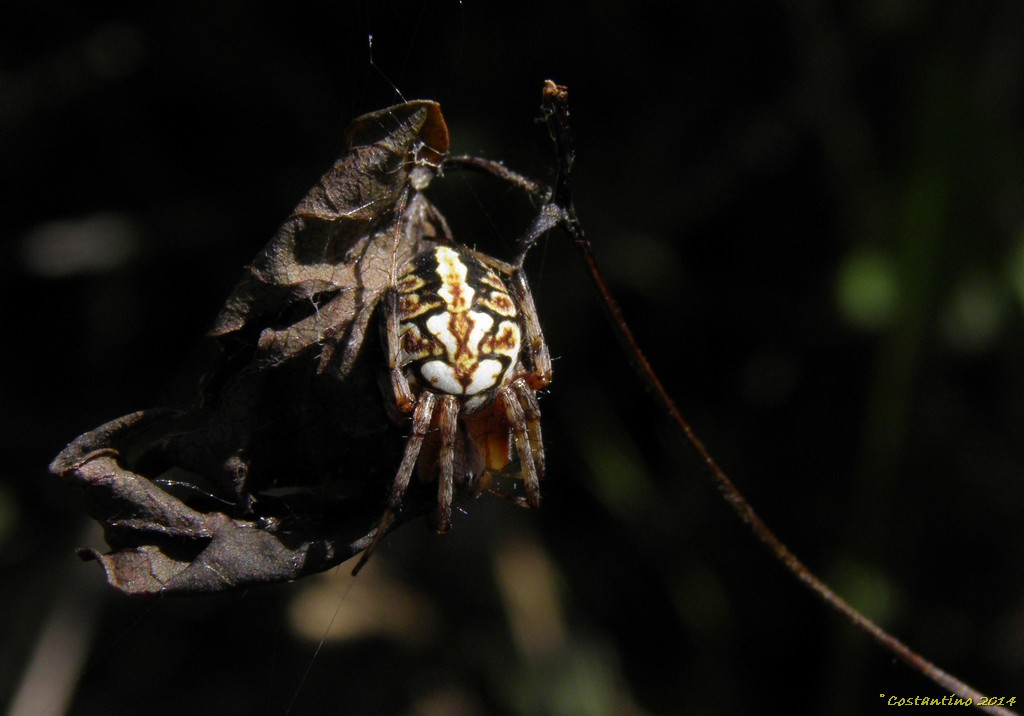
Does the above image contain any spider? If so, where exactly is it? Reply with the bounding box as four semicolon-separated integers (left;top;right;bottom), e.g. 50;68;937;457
355;242;552;572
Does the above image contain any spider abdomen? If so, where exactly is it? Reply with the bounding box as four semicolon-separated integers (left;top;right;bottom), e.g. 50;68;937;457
397;246;522;411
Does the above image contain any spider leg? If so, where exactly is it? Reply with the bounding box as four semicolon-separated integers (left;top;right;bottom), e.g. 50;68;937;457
508;270;552;390
352;391;437;575
502;384;541;508
435;395;460;532
422;199;455;244
512;379;545;479
443;155;550;199
444;155;560;264
383;287;417;414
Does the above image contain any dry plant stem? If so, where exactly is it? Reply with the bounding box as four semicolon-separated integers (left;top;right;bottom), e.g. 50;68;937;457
536;81;1015;715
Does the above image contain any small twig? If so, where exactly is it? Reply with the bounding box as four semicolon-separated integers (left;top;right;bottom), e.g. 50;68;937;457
444;155;550;199
534;80;1015;716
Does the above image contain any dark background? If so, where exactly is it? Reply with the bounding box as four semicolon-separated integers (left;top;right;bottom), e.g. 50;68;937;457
4;2;1024;714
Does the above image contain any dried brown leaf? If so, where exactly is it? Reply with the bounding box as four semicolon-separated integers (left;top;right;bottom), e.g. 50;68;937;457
52;101;453;596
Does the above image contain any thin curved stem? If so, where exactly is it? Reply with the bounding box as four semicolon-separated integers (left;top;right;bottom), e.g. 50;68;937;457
536;80;1016;716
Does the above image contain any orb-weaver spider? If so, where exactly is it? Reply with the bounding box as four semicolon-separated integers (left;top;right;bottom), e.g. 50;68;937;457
356;243;552;572
49;90;564;593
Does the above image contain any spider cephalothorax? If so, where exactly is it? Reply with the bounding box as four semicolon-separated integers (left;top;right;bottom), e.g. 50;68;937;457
358;243;551;570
